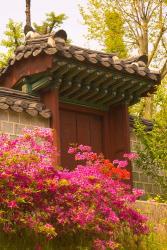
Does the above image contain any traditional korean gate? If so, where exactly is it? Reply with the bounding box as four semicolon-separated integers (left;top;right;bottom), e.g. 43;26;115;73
60;107;103;169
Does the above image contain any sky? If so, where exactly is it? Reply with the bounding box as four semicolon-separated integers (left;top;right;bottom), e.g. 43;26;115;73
0;0;99;52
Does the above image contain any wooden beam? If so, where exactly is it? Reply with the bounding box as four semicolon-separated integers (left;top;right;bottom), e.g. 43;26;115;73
125;82;145;95
32;76;52;92
73;69;93;83
60;102;104;116
81;87;100;101
116;79;138;92
84;71;102;85
92;73;111;87
72;85;90;99
101;75;122;88
59;97;106;111
59;81;72;94
132;84;152;98
53;61;72;79
62;83;82;97
99;91;117;104
63;65;85;82
107;93;125;106
93;89;108;102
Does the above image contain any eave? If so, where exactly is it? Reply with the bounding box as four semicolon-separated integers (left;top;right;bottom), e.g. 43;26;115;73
15;56;160;111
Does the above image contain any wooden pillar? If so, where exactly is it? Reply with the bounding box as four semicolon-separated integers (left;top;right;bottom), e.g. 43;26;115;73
103;103;132;184
41;88;61;165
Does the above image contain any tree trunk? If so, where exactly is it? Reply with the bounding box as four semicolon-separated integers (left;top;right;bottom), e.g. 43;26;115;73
138;22;148;56
25;0;31;26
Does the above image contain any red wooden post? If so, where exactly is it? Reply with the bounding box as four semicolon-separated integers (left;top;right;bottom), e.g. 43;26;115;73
104;104;132;184
109;104;130;158
41;88;61;165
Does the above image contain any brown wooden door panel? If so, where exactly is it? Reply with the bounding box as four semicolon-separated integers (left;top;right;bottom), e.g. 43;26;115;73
76;113;91;146
60;108;103;168
90;115;103;153
60;109;77;169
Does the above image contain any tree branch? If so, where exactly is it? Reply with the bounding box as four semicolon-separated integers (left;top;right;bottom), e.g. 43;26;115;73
148;1;167;65
161;59;167;79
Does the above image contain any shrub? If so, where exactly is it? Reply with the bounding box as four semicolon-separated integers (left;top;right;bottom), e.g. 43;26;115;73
0;128;148;249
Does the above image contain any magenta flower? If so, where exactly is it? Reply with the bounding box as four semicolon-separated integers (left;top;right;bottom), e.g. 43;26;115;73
113;160;128;168
123;152;138;160
68;147;77;154
7;201;18;208
133;188;144;198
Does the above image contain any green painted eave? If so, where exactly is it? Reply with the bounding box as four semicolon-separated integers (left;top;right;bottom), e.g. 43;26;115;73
15;59;157;110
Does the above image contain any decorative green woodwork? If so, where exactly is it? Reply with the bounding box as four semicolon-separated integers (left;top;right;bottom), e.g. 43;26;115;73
63;83;82;97
72;85;91;98
63;65;85;82
60;81;72;94
31;76;52;92
82;87;100;101
93;89;108;102
18;57;154;110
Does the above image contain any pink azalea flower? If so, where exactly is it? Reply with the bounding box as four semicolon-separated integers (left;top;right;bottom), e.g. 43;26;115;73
113;160;128;168
123;152;138;160
68;147;77;154
7;201;18;208
133;188;144;198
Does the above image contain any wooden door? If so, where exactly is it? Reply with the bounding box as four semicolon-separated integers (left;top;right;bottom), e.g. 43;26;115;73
60;108;103;168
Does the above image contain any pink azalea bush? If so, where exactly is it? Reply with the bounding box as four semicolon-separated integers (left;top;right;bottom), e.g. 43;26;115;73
0;128;148;249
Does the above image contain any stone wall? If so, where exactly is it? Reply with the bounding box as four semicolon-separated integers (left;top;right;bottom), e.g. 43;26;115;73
0;109;50;137
130;130;162;195
135;200;167;218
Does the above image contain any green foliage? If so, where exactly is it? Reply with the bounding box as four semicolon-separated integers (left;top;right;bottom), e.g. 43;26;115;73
0;223;166;250
33;12;67;34
152;80;167;126
80;1;127;57
129;79;167;120
0;231;93;250
0;51;13;68
1;19;24;50
0;19;24;67
104;11;127;55
134;119;167;196
130;82;167;199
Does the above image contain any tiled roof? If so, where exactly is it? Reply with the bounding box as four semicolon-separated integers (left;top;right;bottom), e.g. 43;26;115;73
0;87;51;118
0;33;160;82
0;31;161;110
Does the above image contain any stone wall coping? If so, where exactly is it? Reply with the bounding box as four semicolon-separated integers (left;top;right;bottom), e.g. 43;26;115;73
135;200;167;207
0;87;51;119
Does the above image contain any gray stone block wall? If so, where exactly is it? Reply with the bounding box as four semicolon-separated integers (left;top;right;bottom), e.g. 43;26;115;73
130;130;162;195
0;110;50;137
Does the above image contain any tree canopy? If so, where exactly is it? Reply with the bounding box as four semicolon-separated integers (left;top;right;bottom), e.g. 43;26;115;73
80;0;167;75
80;1;127;57
0;19;24;67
